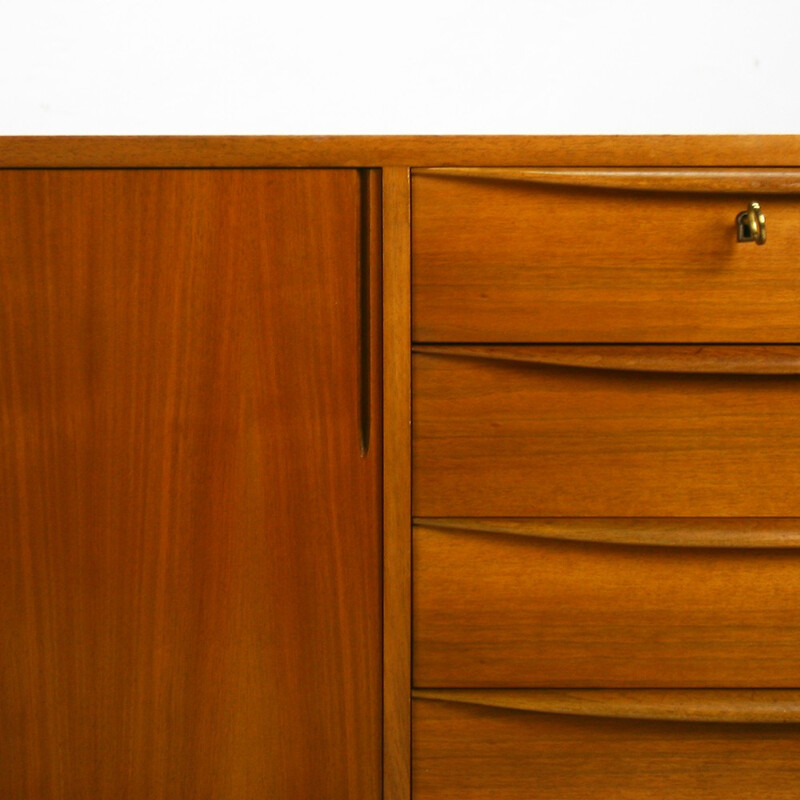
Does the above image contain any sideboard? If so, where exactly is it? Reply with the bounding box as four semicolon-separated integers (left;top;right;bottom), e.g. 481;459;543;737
4;136;800;799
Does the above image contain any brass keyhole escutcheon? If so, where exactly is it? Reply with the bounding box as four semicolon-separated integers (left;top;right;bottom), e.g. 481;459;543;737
737;201;767;245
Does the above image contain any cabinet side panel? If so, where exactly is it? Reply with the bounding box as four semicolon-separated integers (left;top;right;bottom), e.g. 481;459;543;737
0;169;380;799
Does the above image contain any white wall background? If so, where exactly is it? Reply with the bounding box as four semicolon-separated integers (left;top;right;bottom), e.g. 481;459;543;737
1;0;798;135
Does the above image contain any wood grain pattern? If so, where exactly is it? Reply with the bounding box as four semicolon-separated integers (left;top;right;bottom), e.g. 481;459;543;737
413;689;800;723
412;171;800;342
413;347;800;517
0;169;380;799
417;517;800;548
382;167;412;800
414;523;800;687
413;694;800;799
423;167;800;192
3;135;800;167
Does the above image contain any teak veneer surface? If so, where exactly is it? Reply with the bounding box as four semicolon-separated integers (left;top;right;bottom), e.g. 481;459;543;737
413;346;800;517
383;167;413;800
7;136;800;800
3;135;800;167
414;523;800;687
413;694;800;800
0;169;380;799
412;170;800;342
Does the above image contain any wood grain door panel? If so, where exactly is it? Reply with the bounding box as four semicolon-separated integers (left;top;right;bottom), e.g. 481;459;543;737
413;346;800;517
414;521;800;687
0;169;381;799
412;169;800;342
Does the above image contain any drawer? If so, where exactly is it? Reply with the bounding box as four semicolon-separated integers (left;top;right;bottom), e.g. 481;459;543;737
413;345;800;517
413;520;800;687
412;168;800;342
413;690;800;800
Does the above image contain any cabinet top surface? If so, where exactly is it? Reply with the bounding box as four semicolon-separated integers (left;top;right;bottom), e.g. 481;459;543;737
2;135;800;167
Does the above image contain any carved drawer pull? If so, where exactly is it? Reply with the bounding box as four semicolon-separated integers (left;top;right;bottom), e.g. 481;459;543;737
419;167;800;194
413;689;800;724
415;517;800;549
413;345;800;375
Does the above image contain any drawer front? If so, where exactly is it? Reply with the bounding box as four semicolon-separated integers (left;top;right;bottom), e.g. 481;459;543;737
412;169;800;342
413;692;800;800
414;521;800;687
413;346;800;517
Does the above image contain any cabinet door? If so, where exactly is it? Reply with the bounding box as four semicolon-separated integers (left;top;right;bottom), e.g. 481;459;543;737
0;169;381;799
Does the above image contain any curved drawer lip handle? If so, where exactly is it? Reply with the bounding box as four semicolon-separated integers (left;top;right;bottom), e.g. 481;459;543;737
413;344;800;376
416;167;800;194
415;517;800;549
413;689;800;724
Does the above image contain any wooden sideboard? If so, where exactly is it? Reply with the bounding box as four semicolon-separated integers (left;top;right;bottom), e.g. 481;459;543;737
3;136;800;799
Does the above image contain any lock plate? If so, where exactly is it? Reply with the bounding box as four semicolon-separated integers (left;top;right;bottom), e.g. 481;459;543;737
737;202;766;245
737;210;755;242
